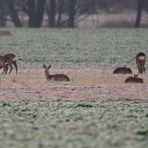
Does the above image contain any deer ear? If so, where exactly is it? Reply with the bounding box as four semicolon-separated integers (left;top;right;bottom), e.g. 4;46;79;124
48;65;51;69
43;64;46;68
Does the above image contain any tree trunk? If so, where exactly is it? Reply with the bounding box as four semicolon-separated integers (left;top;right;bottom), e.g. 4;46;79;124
0;1;6;27
144;0;148;12
0;10;6;27
27;0;36;27
135;0;144;28
35;0;46;27
48;0;56;27
6;0;22;27
57;0;65;27
0;15;5;27
26;0;46;28
68;0;76;28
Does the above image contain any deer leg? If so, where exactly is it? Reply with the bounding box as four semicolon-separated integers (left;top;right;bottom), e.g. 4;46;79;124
8;64;13;74
1;66;4;75
138;62;142;73
141;62;144;73
1;68;5;75
12;61;18;74
1;64;8;75
142;61;145;73
4;64;9;75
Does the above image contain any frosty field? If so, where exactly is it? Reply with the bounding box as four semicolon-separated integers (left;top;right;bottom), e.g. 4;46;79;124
0;101;148;148
0;28;148;68
0;28;148;148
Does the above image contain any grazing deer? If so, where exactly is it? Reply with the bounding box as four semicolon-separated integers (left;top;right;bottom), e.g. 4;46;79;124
113;65;132;74
0;53;18;75
43;64;70;82
136;52;146;73
125;74;143;83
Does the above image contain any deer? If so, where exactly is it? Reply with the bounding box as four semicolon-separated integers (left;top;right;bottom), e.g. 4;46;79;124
0;53;18;75
113;65;132;74
43;64;70;82
125;74;143;83
136;52;146;74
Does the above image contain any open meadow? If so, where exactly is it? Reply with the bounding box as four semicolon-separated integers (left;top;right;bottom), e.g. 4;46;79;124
0;28;148;147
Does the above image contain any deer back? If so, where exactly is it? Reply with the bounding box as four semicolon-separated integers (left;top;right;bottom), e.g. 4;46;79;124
4;53;17;63
125;76;143;83
50;74;70;81
113;66;132;74
0;56;6;68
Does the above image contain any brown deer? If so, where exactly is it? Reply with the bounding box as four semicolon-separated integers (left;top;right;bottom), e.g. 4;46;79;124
0;53;18;75
43;64;70;81
113;65;132;74
136;52;146;73
125;74;143;83
0;55;7;74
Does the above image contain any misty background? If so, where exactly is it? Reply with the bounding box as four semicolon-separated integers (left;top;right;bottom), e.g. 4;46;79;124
0;0;148;28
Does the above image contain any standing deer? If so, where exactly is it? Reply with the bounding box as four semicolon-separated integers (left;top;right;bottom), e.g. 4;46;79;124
43;64;70;81
0;53;18;75
136;52;146;73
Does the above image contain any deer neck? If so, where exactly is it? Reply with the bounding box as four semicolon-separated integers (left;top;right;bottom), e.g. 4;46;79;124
45;71;52;80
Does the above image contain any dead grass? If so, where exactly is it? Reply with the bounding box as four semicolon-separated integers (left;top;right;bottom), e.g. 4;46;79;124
100;19;148;28
100;19;134;28
0;72;45;85
0;68;147;86
0;68;148;102
77;13;148;28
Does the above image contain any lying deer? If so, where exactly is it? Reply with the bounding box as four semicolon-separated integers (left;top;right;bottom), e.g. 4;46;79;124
136;52;146;73
125;74;143;83
113;65;132;74
0;53;18;75
43;64;70;81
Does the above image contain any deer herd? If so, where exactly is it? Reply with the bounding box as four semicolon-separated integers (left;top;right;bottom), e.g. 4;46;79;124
113;52;146;83
0;52;146;84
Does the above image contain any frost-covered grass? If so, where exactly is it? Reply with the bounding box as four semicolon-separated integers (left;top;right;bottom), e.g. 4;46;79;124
0;101;148;148
1;29;148;147
0;28;148;68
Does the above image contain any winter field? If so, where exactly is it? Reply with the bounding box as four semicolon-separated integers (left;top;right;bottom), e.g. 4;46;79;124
0;28;148;148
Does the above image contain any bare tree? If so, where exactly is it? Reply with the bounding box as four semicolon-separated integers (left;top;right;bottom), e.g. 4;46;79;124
25;0;35;27
0;1;6;27
134;0;144;27
47;0;56;27
57;0;65;27
144;0;148;12
6;0;22;27
24;0;46;27
36;0;46;27
68;0;77;28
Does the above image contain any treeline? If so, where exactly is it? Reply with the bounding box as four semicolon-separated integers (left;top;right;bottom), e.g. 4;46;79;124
0;0;148;28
